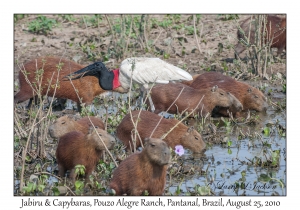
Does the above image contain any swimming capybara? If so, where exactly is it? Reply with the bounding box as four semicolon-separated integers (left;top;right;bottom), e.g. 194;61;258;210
188;72;268;116
116;110;206;153
14;56;106;110
56;128;115;182
48;115;105;138
235;15;286;58
109;137;170;195
147;83;243;117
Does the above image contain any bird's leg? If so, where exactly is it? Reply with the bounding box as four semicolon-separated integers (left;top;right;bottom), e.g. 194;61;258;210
141;84;155;112
147;91;156;112
140;90;145;109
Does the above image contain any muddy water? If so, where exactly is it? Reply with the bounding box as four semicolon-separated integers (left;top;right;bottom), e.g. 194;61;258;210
167;105;286;196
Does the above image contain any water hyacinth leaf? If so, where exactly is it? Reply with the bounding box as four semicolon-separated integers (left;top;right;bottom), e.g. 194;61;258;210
109;162;115;170
228;148;232;155
198;186;210;195
227;140;232;147
272;150;280;166
241;170;246;178
75;180;84;190
258;174;271;182
52;187;60;196
38;184;45;192
263;127;270;136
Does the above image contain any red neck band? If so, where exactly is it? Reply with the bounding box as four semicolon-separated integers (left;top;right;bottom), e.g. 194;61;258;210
112;69;121;89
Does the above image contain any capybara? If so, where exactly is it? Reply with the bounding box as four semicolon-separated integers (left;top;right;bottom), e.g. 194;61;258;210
180;74;200;86
109;137;170;195
148;83;243;117
116;110;206;153
56;128;115;182
14;56;106;110
235;15;286;58
188;72;268;116
48;115;105;138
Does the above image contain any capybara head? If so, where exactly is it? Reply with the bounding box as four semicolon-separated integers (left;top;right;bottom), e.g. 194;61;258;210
87;128;116;150
228;92;243;112
244;87;268;112
179;127;206;153
143;138;170;166
48;115;76;138
210;86;237;109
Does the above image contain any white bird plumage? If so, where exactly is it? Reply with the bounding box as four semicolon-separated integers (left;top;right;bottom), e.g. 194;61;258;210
118;57;193;90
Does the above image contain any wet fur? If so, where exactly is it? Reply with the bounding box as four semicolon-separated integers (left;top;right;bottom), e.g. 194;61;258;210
148;83;242;117
109;138;170;195
56;129;115;182
49;115;105;138
188;72;267;116
14;56;105;105
116;110;206;153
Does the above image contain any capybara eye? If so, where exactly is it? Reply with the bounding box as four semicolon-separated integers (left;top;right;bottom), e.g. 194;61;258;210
220;92;224;96
195;136;199;140
61;121;65;124
99;134;102;136
254;95;258;98
95;126;99;128
151;143;156;147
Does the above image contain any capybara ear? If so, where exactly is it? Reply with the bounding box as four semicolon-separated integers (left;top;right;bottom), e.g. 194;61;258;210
248;88;252;93
144;138;150;146
211;85;218;92
187;126;194;133
66;115;76;120
88;126;94;134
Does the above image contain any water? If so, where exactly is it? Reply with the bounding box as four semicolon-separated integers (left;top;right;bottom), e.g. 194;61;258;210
167;106;286;196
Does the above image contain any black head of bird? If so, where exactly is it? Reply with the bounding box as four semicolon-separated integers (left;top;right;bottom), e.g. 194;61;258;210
64;61;121;90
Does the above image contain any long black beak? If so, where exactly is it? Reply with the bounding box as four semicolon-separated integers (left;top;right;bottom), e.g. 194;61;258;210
63;61;108;81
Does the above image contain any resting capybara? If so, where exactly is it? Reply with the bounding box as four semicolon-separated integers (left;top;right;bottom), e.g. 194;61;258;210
109;137;170;195
148;83;243;117
48;115;105;138
180;74;200;86
116;110;206;153
188;72;268;116
14;56;106;110
235;15;286;58
56;128;115;182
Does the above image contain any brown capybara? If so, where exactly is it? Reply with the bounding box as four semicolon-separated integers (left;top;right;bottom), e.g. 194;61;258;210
235;15;286;58
116;110;206;153
56;128;115;182
188;72;268;116
180;74;200;86
14;56;106;110
48;115;105;138
148;83;243;117
109;137;170;195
